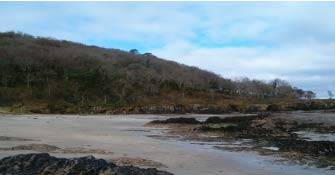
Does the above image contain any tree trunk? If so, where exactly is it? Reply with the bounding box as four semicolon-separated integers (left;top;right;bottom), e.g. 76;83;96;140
46;76;51;97
26;73;31;88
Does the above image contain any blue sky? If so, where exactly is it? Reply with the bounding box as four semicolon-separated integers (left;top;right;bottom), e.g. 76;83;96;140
0;2;334;98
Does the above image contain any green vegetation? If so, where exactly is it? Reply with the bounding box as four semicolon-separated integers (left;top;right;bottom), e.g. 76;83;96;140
0;32;327;114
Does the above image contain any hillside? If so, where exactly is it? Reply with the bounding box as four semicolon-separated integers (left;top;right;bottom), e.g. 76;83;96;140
0;32;323;114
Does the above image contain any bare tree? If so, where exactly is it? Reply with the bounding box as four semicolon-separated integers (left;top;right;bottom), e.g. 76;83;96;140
18;56;34;89
305;91;316;100
328;90;333;99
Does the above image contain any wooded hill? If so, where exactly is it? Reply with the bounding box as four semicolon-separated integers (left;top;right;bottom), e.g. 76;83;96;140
0;32;317;114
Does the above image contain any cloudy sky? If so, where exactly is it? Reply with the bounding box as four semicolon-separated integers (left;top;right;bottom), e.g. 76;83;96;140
0;2;334;98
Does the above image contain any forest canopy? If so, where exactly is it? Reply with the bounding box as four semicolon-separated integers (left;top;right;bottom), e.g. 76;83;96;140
0;32;315;111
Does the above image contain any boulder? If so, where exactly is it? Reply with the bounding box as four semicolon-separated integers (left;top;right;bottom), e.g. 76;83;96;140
0;153;173;175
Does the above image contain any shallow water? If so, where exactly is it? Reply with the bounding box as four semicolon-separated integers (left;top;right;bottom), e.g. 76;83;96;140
262;146;280;151
294;131;335;142
0;114;334;175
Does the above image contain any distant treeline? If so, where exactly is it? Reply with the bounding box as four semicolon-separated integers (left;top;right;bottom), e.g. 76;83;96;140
0;32;315;109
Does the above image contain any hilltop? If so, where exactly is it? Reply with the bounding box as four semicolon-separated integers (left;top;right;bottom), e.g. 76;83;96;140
0;32;331;114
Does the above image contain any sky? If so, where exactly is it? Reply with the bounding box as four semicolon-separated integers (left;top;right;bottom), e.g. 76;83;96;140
0;2;334;98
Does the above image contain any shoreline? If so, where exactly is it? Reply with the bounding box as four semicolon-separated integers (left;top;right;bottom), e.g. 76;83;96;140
1;99;334;115
0;113;334;175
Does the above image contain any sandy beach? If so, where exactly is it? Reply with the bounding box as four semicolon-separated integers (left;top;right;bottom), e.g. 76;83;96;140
0;114;333;175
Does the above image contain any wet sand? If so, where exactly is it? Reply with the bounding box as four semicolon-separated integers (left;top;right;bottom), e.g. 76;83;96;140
0;114;333;175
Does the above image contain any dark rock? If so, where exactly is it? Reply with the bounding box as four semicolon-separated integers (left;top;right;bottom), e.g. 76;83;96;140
271;139;335;156
0;153;173;175
204;117;227;124
204;114;267;124
150;117;200;124
266;104;285;112
201;114;296;139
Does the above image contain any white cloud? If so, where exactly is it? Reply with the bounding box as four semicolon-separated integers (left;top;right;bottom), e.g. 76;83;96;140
151;41;335;98
0;2;334;98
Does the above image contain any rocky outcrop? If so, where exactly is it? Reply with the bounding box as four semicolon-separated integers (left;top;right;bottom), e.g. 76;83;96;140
150;117;201;125
0;153;173;175
271;139;335;156
147;113;335;169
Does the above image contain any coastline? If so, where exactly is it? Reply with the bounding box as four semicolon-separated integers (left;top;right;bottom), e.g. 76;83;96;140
1;113;334;175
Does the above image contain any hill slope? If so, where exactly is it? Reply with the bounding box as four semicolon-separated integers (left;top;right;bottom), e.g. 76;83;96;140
0;32;315;114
